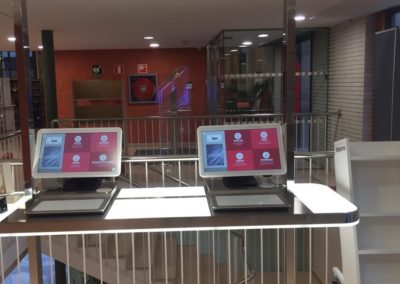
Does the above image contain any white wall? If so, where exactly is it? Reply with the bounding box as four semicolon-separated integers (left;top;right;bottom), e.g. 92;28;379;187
327;16;375;146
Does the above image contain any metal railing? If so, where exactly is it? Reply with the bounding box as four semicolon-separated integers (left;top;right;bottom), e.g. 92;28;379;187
51;111;341;156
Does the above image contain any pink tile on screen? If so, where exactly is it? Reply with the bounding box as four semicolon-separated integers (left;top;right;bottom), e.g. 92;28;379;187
252;149;281;170
62;152;90;172
250;129;279;149
226;150;254;171
90;132;117;152
64;133;91;152
89;151;117;171
225;130;251;150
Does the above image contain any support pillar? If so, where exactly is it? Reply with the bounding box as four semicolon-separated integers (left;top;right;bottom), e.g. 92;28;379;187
41;30;58;126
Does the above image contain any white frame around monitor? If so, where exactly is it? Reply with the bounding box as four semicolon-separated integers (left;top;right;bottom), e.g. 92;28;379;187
32;127;123;179
197;123;287;178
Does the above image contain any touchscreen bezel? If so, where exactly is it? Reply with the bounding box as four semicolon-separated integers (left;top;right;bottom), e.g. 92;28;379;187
32;127;123;179
197;123;287;178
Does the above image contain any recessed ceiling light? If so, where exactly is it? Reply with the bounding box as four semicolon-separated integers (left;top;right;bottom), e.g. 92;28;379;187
224;53;231;56
230;49;238;52
294;15;306;21
149;43;159;48
258;34;269;38
144;36;154;40
23;45;29;49
242;41;252;46
38;45;43;50
239;45;247;48
282;33;286;36
7;36;16;42
257;59;263;62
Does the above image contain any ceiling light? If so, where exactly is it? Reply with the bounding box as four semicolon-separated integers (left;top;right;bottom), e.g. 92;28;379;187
38;45;43;50
309;16;316;20
258;34;269;38
294;15;306;21
242;41;252;46
257;59;263;62
23;45;29;49
230;49;238;52
239;45;247;48
149;43;159;48
282;33;286;36
7;36;16;42
224;53;231;56
144;36;154;40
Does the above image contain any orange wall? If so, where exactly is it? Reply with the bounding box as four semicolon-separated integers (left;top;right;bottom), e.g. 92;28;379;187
55;48;207;119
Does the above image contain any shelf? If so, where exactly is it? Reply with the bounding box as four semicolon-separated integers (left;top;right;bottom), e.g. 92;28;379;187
351;156;400;161
359;249;400;255
360;212;400;218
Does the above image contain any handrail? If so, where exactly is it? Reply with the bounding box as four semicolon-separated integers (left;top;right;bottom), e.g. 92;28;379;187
50;111;341;127
0;130;21;140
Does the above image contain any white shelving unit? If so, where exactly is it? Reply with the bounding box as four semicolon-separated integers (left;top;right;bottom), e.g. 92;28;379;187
0;78;15;135
334;138;400;284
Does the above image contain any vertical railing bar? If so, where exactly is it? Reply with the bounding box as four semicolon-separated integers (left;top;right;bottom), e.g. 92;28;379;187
152;120;155;156
16;236;20;284
136;121;140;152
164;232;168;284
132;233;136;284
309;157;312;182
178;161;182;187
197;231;200;284
244;230;247;284
159;119;162;155
115;233;120;284
99;234;103;284
325;228;329;284
317;116;321;152
161;161;165;187
66;235;70;284
48;235;54;284
148;232;152;284
129;121;133;155
144;121;148;154
129;163;132;187
212;230;216;284
82;235;87;284
145;161;149;188
325;157;329;186
228;230;231;284
187;119;190;155
195;160;198;186
309;228;312;284
180;231;184;284
310;115;313;151
277;229;280;284
261;229;264;284
0;237;4;284
180;119;184;155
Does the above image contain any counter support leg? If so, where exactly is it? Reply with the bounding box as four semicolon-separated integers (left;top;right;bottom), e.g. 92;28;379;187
28;236;43;284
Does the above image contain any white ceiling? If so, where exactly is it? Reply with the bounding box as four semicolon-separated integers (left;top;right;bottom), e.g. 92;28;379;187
0;0;399;50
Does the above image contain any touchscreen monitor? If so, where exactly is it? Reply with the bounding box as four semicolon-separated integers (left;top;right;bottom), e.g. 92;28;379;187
197;123;286;178
32;127;123;178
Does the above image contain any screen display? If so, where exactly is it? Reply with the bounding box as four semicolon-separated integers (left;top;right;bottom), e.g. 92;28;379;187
33;128;122;178
197;124;286;178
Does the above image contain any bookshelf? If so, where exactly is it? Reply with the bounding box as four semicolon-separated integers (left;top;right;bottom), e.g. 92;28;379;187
0;78;15;135
335;138;400;284
9;79;46;129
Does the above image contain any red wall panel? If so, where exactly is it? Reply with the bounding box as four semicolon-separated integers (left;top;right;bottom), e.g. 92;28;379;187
55;48;207;119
